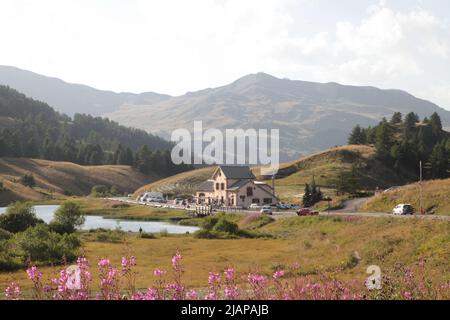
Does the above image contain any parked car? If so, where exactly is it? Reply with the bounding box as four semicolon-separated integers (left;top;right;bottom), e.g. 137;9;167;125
297;208;319;216
260;206;273;215
276;203;289;210
392;204;415;215
249;203;262;209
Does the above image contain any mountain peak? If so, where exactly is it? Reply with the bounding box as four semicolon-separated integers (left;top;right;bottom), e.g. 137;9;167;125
234;72;279;83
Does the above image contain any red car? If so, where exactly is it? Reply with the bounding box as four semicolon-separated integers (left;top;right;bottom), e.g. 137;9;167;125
297;208;319;216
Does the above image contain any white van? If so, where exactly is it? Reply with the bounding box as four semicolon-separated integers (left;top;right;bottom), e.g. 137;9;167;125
392;204;415;215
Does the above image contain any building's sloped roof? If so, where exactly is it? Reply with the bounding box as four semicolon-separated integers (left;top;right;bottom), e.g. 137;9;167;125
227;179;251;191
197;180;214;192
218;165;255;179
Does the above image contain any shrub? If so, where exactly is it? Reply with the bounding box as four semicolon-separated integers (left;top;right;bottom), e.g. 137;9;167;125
0;181;7;192
95;230;125;243
12;224;81;265
212;218;239;234
0;202;43;233
195;214;264;239
138;232;157;239
90;185;109;197
109;186;122;196
20;174;36;188
0;228;13;240
0;241;21;271
50;202;85;234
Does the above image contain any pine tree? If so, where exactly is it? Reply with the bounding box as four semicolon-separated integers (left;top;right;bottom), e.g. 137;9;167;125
429;141;449;179
390;112;402;124
302;184;312;207
375;121;394;163
348;125;366;145
430;112;442;138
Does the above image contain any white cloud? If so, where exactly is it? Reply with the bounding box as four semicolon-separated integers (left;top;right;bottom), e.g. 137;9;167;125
265;5;450;109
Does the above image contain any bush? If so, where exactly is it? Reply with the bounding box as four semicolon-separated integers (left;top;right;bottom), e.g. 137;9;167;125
0;202;43;233
49;202;85;234
12;224;81;265
109;186;122;196
0;228;13;240
0;181;7;192
212;218;239;234
0;240;21;271
90;185;109;197
194;215;263;239
20;174;36;188
94;230;125;243
138;232;157;239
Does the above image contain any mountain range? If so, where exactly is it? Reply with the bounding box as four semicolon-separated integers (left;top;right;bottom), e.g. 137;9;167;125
1;66;449;160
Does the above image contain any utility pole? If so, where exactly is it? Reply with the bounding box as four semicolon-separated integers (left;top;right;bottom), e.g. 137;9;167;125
419;161;423;215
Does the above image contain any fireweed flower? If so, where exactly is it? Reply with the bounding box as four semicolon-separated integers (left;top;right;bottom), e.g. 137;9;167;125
224;267;235;280
273;270;285;280
223;267;238;300
98;258;110;268
5;282;21;300
26;266;43;282
186;289;198;300
247;273;267;299
121;256;136;269
153;268;167;277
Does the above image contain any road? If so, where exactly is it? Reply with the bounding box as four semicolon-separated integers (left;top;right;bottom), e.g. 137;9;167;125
268;210;450;221
107;197;450;221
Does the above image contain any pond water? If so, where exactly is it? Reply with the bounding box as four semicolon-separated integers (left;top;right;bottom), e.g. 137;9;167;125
0;205;199;234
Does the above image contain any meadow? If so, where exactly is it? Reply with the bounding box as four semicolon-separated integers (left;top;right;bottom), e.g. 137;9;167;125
2;211;449;299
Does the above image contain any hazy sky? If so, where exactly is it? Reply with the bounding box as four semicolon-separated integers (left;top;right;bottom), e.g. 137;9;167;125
1;0;449;110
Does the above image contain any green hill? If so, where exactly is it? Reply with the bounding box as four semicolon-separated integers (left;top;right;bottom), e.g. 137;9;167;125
0;85;172;163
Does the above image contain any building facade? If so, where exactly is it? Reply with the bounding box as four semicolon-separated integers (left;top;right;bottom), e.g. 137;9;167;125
195;166;277;208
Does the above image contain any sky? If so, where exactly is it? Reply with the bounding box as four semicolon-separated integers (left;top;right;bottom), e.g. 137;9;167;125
0;0;449;110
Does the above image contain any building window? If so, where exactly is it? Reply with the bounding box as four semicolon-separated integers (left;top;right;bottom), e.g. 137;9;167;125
216;183;220;190
221;183;225;190
246;187;253;196
252;198;260;204
263;198;272;204
240;196;245;202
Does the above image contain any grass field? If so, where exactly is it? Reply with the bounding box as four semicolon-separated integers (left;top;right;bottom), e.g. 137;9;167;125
1;213;448;296
0;158;160;206
362;178;450;215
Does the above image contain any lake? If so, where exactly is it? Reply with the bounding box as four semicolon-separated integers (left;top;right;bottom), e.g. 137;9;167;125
0;205;199;234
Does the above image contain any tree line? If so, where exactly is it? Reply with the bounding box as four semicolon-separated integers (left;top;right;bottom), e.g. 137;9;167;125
348;111;450;180
0;85;191;176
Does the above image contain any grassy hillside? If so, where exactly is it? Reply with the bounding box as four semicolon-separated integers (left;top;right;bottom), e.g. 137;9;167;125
133;145;407;203
0;158;159;205
133;166;215;198
259;145;407;203
361;179;450;215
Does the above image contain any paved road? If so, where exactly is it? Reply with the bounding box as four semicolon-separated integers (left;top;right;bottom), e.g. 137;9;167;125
107;197;450;221
268;210;450;221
